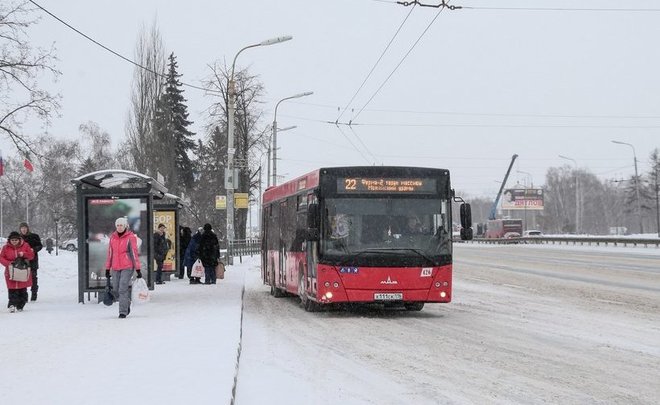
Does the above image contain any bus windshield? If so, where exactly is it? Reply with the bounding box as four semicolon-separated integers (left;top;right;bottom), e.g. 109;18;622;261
321;197;451;266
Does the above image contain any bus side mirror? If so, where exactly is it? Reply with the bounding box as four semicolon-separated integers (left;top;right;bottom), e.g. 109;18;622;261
460;203;473;241
306;228;320;241
306;203;320;241
307;203;320;229
460;203;472;228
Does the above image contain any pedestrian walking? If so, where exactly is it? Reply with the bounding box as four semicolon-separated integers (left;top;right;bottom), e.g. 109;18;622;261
178;226;191;279
183;227;202;284
197;223;220;285
1;231;35;312
153;223;168;285
105;217;142;319
19;222;42;301
45;237;54;254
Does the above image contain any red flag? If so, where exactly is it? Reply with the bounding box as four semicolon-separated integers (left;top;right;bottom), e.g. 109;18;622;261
24;158;34;172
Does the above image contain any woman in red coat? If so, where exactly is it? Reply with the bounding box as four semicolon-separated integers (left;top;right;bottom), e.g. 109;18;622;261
1;231;35;312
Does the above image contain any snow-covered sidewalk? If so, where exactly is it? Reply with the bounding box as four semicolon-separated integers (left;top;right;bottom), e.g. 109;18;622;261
1;251;254;404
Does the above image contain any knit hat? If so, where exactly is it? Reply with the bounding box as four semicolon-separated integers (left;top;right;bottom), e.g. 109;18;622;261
115;217;128;227
8;231;21;240
203;223;212;231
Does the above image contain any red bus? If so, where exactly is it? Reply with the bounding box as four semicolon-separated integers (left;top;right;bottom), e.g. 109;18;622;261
261;166;473;311
485;218;523;239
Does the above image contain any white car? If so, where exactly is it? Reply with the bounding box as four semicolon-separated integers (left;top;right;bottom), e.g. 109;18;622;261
60;238;78;251
523;230;542;237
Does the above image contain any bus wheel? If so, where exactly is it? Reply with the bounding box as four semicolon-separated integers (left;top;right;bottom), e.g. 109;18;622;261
404;302;424;311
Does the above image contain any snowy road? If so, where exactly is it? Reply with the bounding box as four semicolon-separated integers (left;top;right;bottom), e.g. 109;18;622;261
2;246;658;404
235;245;660;404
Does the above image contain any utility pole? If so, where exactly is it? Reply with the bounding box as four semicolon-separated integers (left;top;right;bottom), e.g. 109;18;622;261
612;140;644;233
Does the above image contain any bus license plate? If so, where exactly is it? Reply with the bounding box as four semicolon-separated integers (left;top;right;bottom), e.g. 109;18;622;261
374;293;403;301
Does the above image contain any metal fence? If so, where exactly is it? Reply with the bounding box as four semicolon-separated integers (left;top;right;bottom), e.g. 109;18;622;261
227;239;261;258
466;236;660;248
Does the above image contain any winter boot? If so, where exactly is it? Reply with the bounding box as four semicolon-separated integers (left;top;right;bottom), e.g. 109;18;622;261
8;305;16;313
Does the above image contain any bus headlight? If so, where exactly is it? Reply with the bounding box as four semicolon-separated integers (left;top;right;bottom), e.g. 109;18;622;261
440;291;447;298
325;292;333;299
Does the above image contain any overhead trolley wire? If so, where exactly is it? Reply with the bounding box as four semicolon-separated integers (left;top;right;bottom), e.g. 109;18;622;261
27;0;221;95
336;4;416;122
334;123;373;164
350;2;450;122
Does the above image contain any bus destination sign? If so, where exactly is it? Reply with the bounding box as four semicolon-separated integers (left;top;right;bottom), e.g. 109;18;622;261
337;178;437;194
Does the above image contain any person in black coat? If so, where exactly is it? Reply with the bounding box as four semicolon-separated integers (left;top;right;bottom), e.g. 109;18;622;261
19;222;42;301
196;223;219;284
178;226;191;279
153;223;168;284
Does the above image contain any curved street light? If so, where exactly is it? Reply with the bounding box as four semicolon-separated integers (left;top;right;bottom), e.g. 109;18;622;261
226;35;292;246
272;91;313;186
611;140;643;233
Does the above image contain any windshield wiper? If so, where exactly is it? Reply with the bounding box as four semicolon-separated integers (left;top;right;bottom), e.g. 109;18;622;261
362;247;438;266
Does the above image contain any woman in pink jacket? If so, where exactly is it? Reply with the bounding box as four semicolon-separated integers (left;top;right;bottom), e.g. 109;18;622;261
1;231;35;312
104;217;142;318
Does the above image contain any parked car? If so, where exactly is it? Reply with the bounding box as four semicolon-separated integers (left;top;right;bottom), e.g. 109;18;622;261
60;238;78;251
523;230;543;237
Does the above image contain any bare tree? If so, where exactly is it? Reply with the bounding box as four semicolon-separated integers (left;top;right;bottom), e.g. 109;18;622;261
77;121;115;173
202;62;269;239
0;0;60;155
124;21;166;175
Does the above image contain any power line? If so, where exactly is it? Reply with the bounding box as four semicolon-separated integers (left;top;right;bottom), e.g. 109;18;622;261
284;100;660;120
462;6;660;12
278;114;660;129
348;124;379;163
351;3;450;122
336;4;416;122
27;0;220;95
334;124;372;164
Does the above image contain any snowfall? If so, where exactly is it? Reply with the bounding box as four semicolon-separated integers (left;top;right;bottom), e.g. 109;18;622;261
1;240;659;405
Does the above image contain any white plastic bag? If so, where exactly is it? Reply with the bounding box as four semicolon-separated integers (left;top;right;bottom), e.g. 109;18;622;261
191;258;204;278
132;278;150;304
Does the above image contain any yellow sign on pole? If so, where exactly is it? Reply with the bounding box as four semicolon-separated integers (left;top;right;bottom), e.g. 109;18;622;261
215;195;227;210
235;193;249;209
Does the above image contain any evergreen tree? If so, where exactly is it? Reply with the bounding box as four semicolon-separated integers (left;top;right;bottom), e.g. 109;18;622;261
152;52;196;195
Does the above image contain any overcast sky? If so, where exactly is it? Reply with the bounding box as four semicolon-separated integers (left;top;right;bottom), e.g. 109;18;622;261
7;0;660;197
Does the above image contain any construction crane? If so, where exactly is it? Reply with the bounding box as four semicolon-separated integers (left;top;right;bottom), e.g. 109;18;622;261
489;154;519;220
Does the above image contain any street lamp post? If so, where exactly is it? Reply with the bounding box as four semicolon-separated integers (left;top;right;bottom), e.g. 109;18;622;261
272;92;313;186
226;35;292;251
612;140;644;234
517;170;533;231
559;155;580;234
266;125;296;188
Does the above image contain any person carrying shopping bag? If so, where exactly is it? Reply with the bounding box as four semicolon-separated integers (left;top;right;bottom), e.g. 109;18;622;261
1;231;35;312
105;217;142;319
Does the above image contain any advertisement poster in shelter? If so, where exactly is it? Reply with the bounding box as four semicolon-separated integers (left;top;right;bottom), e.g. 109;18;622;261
153;210;176;271
85;197;148;289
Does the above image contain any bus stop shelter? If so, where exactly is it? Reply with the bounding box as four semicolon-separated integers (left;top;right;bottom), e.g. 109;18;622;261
154;197;186;281
72;169;176;303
